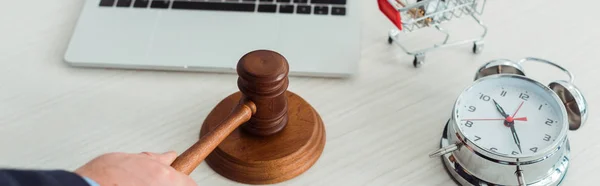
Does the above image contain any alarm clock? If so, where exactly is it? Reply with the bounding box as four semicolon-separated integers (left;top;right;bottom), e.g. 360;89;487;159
429;57;588;186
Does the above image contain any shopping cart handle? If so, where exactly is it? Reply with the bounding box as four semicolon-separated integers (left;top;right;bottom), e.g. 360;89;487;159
378;0;403;30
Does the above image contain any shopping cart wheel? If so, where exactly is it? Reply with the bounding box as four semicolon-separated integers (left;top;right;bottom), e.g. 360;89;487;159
388;36;394;44
413;54;425;68
473;41;484;54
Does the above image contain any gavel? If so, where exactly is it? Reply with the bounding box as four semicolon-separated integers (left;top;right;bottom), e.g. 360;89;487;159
169;50;326;184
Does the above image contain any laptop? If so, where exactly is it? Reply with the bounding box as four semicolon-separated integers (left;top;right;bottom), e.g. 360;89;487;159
65;0;361;77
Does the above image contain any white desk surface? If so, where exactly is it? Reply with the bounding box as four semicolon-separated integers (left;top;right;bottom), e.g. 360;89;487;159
1;0;598;185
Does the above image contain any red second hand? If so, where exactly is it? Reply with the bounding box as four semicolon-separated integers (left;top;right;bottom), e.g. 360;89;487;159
461;117;528;121
515;117;528;121
512;101;525;118
462;101;528;123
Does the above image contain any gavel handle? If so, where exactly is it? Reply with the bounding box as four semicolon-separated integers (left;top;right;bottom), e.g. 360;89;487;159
170;99;257;175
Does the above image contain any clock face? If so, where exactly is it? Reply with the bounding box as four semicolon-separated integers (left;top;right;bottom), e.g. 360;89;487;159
454;75;567;158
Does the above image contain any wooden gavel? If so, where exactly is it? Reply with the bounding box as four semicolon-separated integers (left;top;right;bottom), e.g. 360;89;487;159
168;50;325;184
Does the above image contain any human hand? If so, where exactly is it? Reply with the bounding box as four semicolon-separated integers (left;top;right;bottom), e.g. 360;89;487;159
75;151;197;186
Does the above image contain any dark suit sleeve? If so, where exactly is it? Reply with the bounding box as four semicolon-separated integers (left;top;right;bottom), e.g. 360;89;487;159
0;169;90;186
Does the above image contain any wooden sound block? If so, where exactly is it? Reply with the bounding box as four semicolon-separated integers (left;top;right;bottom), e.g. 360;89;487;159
200;91;326;184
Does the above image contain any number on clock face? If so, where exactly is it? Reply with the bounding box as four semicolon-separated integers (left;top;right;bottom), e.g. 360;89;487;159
455;77;566;157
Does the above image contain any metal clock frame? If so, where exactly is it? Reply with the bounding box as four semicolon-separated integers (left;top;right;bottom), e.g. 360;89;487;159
433;74;571;186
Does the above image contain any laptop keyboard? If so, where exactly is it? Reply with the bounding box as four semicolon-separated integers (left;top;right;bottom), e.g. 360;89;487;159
99;0;347;16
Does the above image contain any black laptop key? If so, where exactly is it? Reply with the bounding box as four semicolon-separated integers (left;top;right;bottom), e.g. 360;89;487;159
311;0;346;5
279;5;294;13
151;0;170;8
172;1;256;12
259;0;274;2
258;4;277;13
294;0;308;3
297;5;311;14
242;0;256;1
99;0;115;7
276;0;291;3
133;0;150;7
116;0;132;7
314;6;328;15
331;7;345;15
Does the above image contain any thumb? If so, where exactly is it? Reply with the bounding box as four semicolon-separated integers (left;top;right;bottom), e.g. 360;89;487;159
141;151;178;165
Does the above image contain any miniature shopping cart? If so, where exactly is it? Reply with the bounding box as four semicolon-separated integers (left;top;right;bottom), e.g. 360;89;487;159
378;0;488;67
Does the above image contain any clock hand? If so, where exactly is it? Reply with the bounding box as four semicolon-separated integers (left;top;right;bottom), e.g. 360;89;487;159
492;99;510;118
508;100;525;153
508;122;523;154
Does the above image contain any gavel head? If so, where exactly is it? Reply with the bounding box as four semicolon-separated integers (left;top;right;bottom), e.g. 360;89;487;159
236;50;290;136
